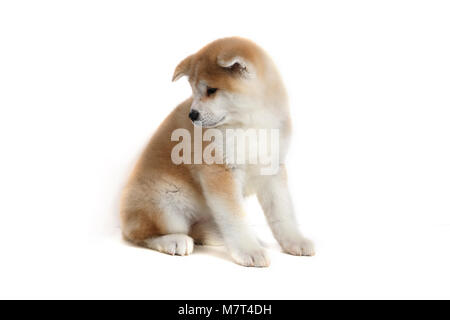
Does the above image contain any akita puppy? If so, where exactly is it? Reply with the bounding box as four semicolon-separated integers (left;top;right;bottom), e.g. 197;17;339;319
121;37;314;267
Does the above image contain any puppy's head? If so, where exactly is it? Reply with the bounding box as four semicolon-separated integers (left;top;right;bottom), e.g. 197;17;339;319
172;37;269;128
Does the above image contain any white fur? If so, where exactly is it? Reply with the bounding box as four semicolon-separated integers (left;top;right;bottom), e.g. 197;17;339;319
124;38;314;267
255;170;315;256
199;167;271;267
189;81;228;127
145;234;194;256
187;55;313;265
217;55;255;78
217;55;247;68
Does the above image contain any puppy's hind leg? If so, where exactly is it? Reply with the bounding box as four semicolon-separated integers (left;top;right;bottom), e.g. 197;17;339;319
121;203;195;256
145;234;194;256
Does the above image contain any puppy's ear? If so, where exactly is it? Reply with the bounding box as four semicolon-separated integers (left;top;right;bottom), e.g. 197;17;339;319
217;55;253;78
172;55;193;82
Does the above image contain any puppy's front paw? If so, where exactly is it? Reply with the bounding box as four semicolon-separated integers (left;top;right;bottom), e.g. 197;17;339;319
230;247;271;268
281;237;315;256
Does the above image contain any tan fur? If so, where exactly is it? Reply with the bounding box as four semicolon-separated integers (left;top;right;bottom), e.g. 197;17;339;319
122;38;265;243
174;37;268;93
120;37;314;265
120;97;239;243
121;99;202;241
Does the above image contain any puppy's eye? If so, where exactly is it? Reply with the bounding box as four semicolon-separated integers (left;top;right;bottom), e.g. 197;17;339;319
206;87;218;97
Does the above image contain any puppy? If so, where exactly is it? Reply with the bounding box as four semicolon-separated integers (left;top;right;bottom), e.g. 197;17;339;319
120;37;314;267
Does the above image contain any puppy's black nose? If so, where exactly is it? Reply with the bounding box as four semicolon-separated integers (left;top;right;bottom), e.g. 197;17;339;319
189;109;200;121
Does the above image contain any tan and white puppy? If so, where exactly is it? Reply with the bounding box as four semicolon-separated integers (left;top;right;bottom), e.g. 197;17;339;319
120;37;314;267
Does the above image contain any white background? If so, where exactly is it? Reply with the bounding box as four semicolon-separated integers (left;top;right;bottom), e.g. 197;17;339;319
0;1;449;299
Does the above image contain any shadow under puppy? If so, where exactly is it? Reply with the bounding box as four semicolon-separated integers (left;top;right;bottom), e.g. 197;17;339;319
121;37;314;267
